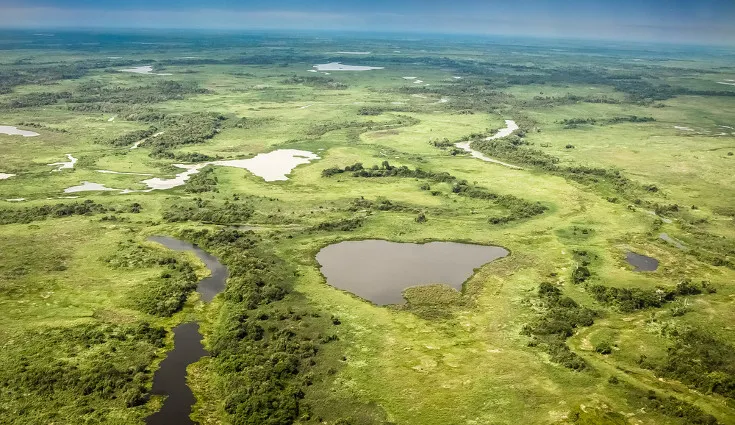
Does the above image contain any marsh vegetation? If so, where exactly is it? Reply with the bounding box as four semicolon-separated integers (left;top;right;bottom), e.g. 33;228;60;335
1;30;734;425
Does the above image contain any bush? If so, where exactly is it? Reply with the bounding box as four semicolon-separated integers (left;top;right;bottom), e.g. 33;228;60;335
185;166;218;193
594;341;613;355
523;283;596;370
0;200;115;224
175;228;344;424
163;198;253;224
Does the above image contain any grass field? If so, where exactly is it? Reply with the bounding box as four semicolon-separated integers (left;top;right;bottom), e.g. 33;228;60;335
1;30;734;425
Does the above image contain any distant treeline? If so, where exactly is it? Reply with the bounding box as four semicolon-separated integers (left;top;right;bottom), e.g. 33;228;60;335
306;115;420;141
467;123;651;201
322;161;547;224
3;79;207;110
558;115;655;128
0;200;140;225
163;198;253;224
281;75;347;90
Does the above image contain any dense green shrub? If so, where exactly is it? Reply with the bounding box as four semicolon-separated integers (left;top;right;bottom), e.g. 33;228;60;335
659;329;735;400
68;79;207;105
175;228;343;424
523;282;596;370
163;198;253;224
311;217;364;232
103;126;158;147
134;261;198;316
4;91;72;108
185;166;218;193
147;112;225;156
323;161;547;224
0;200;118;224
587;280;704;312
0;322;166;423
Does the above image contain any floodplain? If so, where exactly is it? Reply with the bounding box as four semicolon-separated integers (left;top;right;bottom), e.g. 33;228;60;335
0;31;734;425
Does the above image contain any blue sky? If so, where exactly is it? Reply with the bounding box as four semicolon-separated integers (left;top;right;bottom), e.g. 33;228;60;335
1;0;734;44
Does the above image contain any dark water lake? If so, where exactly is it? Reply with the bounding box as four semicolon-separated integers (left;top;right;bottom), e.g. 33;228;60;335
626;251;659;271
316;240;508;305
145;236;228;425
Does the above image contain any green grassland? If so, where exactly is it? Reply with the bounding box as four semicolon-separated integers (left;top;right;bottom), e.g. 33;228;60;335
1;31;734;425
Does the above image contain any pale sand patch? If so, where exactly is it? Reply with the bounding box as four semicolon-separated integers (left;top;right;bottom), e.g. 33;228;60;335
108;116;115;122
48;154;77;171
5;198;26;202
313;62;384;72
438;98;449;103
455;120;522;170
299;104;313;109
336;51;371;55
413;80;424;84
403;76;417;80
0;173;16;180
717;82;735;86
307;69;318;73
96;170;153;176
120;66;172;76
674;126;694;131
121;65;154;74
141;163;205;190
64;181;120;193
140;149;320;189
0;126;39;137
107;56;122;59
453;76;462;79
323;72;331;75
212;149;319;182
411;94;427;99
391;102;405;105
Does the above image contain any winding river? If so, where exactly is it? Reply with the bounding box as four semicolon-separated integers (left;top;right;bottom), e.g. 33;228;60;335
145;236;228;425
455;119;523;169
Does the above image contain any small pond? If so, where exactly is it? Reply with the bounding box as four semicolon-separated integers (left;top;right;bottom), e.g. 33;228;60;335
626;251;659;272
316;240;508;305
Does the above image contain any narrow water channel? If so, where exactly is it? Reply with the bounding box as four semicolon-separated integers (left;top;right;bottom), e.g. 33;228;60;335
145;323;207;425
145;236;228;425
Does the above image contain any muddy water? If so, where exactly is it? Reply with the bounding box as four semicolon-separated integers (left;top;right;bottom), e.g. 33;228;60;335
316;240;508;305
145;236;228;425
626;251;659;272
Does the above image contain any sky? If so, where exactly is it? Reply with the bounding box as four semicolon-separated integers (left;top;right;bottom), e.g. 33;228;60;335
0;0;734;45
